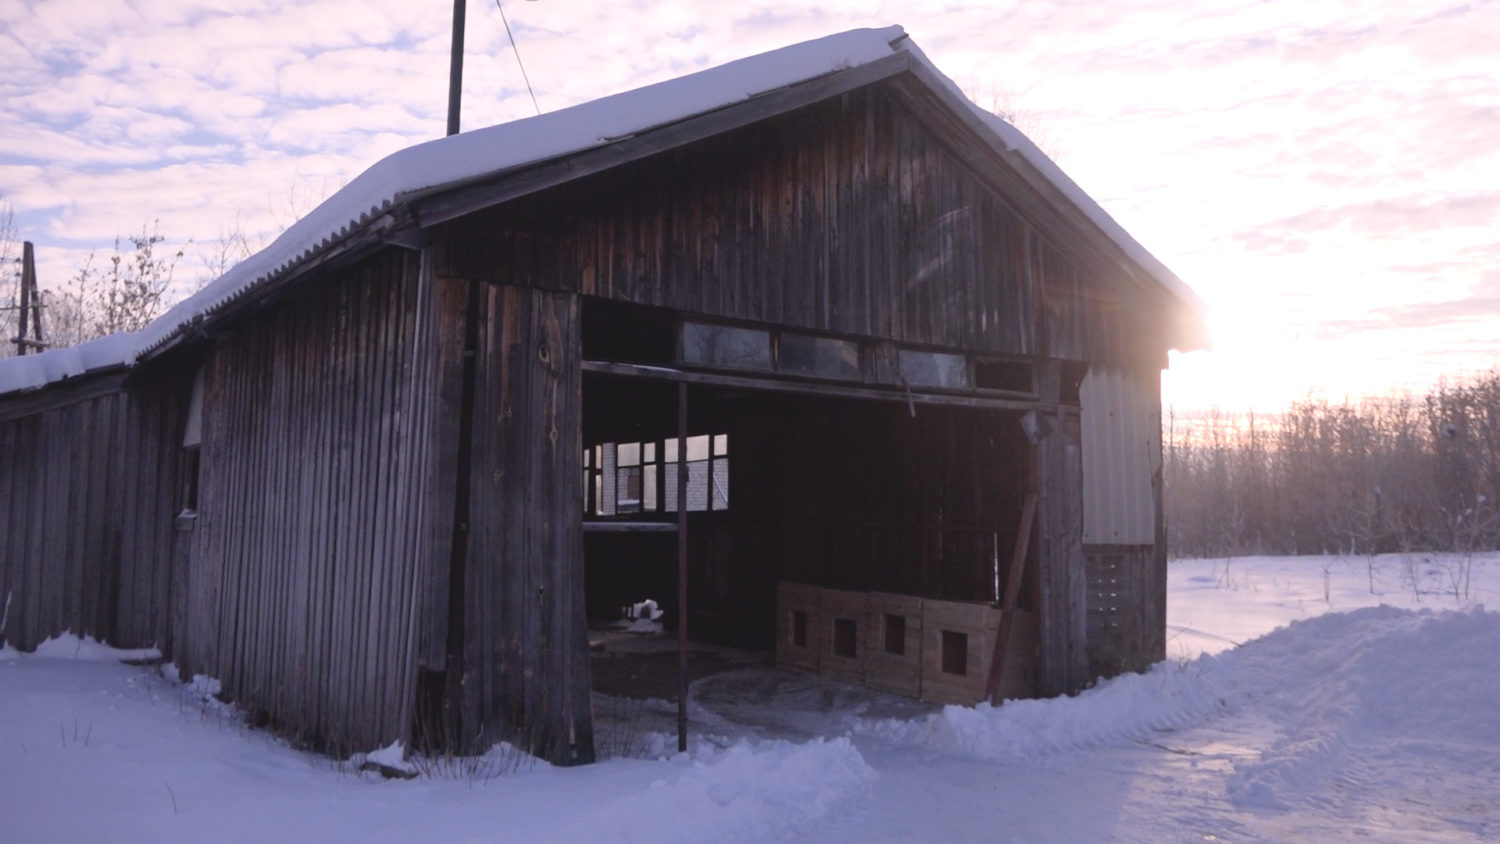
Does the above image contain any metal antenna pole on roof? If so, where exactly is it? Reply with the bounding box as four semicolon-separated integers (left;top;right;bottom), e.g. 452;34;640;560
447;0;466;136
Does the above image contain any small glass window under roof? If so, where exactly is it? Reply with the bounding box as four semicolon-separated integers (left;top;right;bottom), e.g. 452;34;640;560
682;323;771;371
779;333;860;380
898;349;969;389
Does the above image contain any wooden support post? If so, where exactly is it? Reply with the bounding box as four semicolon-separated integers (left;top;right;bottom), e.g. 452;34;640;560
986;493;1037;702
676;382;688;753
1032;360;1088;697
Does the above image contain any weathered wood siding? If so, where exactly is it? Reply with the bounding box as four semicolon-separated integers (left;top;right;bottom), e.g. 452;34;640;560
435;84;1159;366
0;369;191;653
461;282;593;764
1035;413;1089;696
180;250;437;755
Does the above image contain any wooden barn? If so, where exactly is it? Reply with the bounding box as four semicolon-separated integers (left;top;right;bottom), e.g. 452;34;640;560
0;27;1205;766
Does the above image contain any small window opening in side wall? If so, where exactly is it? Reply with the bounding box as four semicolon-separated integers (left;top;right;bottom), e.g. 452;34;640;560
973;358;1034;393
179;449;201;513
177;368;205;528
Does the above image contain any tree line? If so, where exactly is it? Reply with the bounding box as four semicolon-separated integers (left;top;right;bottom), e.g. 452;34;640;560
1165;373;1500;558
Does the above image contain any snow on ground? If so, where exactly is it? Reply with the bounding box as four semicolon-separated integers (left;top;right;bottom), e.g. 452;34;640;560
1167;550;1495;659
3;552;1498;842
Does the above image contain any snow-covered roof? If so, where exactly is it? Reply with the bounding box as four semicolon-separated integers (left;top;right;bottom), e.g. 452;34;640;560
1;25;1204;399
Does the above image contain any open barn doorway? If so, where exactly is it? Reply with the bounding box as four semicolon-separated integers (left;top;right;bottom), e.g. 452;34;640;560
579;304;1041;714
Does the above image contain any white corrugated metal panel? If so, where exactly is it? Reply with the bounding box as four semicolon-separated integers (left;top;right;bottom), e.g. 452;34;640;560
1080;367;1160;544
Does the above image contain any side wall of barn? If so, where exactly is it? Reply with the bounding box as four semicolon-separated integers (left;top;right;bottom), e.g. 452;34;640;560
0;367;193;654
177;249;440;755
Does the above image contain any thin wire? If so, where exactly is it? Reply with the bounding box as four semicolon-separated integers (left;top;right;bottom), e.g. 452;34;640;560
495;0;541;115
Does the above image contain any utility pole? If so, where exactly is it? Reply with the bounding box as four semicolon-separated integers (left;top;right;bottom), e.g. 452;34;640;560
448;0;466;137
13;241;45;356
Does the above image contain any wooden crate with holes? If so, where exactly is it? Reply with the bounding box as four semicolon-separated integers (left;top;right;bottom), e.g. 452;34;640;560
818;587;868;685
862;592;923;697
775;581;823;672
919;598;1005;705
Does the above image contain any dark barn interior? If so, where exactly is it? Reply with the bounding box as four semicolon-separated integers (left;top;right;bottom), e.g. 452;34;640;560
579;297;1039;679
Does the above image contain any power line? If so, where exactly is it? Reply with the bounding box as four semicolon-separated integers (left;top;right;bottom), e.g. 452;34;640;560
495;1;540;116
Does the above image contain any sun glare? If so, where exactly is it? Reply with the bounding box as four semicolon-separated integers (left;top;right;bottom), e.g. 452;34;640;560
1162;294;1328;413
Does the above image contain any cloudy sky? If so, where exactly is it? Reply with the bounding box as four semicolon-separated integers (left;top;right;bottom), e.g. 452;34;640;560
2;0;1497;411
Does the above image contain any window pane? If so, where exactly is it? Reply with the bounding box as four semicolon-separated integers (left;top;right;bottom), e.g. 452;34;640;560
898;350;969;388
617;466;642;513
686;434;710;462
688;460;709;511
643;464;658;511
662;433;728;513
682;323;771;370
618;442;640;466
600;444;617;515
779;334;859;379
711;457;729;509
581;448;591;509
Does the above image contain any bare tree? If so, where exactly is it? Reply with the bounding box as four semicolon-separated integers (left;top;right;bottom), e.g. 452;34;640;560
44;222;184;346
195;215;262;290
0;199;20;358
963;81;1063;161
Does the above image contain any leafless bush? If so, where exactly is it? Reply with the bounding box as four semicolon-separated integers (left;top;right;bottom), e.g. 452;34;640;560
43;222;184;347
0;199;20;357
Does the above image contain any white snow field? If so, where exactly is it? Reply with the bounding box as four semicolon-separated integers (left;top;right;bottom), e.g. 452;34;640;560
2;552;1496;842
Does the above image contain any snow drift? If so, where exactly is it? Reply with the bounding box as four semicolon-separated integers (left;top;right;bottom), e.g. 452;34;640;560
864;604;1500;821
